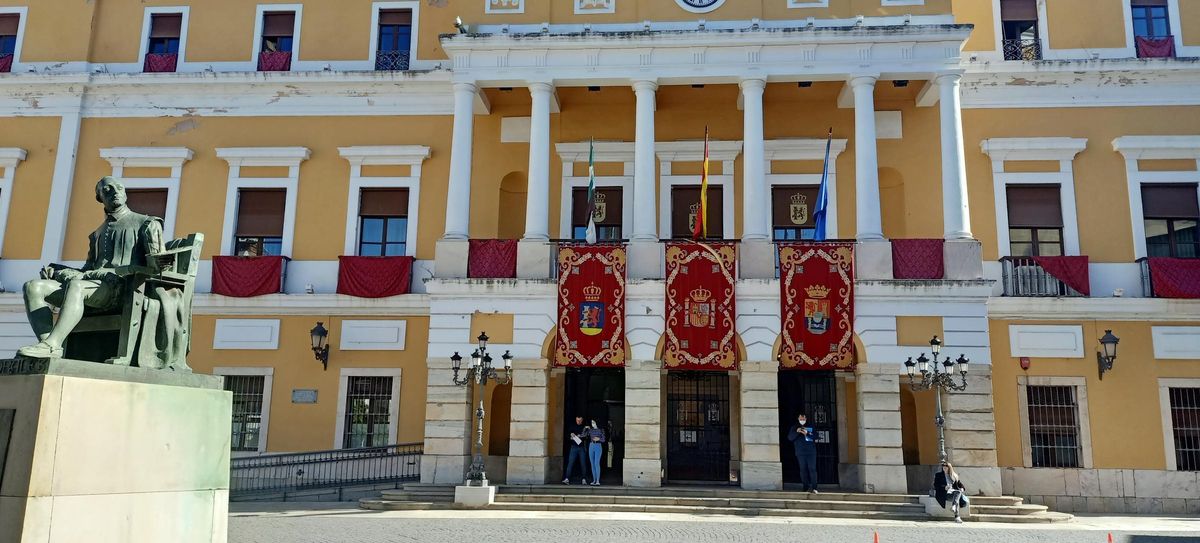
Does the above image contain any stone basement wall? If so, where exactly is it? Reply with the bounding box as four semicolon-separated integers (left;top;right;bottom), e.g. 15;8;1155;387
1003;467;1200;514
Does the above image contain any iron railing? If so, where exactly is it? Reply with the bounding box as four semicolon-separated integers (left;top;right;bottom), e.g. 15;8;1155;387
375;50;410;71
1003;38;1042;61
1001;257;1085;297
1138;257;1158;298
229;443;421;498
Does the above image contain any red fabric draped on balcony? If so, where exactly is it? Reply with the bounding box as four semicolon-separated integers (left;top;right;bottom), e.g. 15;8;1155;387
1136;36;1176;58
1031;255;1091;296
212;255;288;297
143;53;178;73
891;238;945;280
1148;258;1200;299
258;51;292;71
336;255;413;298
0;54;12;73
468;239;518;278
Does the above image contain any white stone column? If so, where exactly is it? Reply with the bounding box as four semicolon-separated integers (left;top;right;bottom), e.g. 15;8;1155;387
421;356;471;484
850;76;884;242
523;82;554;241
739;361;782;490
938;73;972;240
623;359;662;487
855;364;906;494
740;78;768;242
40;109;82;261
506;359;551;484
443;82;477;240
631;80;658;242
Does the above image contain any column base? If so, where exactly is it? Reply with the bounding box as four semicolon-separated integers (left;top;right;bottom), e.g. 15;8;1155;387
454;485;496;508
517;240;552;279
419;454;469;484
435;239;470;279
856;464;908;494
622;459;662;487
505;457;549;485
627;241;662;280
738;240;776;280
739;461;783;490
943;239;983;280
855;240;894;280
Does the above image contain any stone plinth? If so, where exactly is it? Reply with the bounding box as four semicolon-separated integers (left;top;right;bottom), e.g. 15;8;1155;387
627;242;662;280
920;495;970;520
738;241;776;280
623;359;662;487
516;241;552;280
454;484;496;508
0;358;230;543
943;239;983;280
739;361;782;490
506;359;550;485
434;239;469;278
942;367;1002;496
421;357;470;484
855;240;894;280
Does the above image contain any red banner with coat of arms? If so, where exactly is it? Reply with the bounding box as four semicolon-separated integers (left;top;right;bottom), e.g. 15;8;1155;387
664;242;738;371
778;243;855;370
554;245;627;367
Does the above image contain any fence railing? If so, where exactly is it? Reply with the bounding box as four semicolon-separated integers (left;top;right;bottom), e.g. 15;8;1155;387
229;443;421;498
1138;257;1155;298
1003;38;1042;61
375;50;411;71
1001;257;1084;297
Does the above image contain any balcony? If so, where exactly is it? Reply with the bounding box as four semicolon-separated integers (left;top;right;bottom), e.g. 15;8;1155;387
1139;257;1200;298
375;50;410;71
1001;256;1088;297
1136;35;1176;59
0;53;12;73
257;51;292;72
467;239;517;279
1003;38;1042;61
143;53;178;73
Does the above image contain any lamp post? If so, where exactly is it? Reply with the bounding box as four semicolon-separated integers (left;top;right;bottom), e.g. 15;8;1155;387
310;322;330;371
450;332;513;486
903;336;969;465
1096;329;1120;380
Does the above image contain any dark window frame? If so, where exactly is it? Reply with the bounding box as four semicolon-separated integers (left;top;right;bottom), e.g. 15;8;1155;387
358;216;408;256
1132;3;1171;39
260;12;296;53
225;375;266;452
1027;384;1083;469
570;187;623;242
1170;387;1200;472
1008;227;1065;257
1142;184;1200;259
342;376;394;449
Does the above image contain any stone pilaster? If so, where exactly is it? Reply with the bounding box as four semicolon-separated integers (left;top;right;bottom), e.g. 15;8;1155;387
421;356;471;484
855;363;906;493
739;361;782;490
506;359;550;484
623;359;662;487
942;365;1003;496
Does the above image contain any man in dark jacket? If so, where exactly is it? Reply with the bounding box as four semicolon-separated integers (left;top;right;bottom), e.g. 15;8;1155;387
787;412;819;493
563;415;590;484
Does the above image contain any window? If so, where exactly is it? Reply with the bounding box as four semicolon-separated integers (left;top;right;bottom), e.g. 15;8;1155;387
1006;185;1064;257
772;185;818;241
1027;385;1082;468
375;9;412;71
1142;184;1199;258
1132;0;1170;39
342;376;394;448
258;11;295;71
571;187;622;242
671;186;724;240
144;13;181;73
225;375;266;452
234;188;285;256
0;13;18;72
125;188;169;219
1000;0;1040;61
358;188;409;256
1170;387;1200;471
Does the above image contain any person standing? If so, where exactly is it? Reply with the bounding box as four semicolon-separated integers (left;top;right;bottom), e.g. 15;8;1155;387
585;420;606;486
787;412;819;493
563;415;590;484
933;462;969;523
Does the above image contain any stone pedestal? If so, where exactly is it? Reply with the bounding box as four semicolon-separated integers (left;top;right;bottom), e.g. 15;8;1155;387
434;239;469;279
627;241;662;280
855;364;906;494
516;241;552;280
0;358;230;543
942;367;1002;496
421;357;470;485
738;241;776;280
739;361;782;490
623;360;662;487
454;484;496;508
855;240;894;280
920;495;970;520
943;239;983;280
506;359;550;485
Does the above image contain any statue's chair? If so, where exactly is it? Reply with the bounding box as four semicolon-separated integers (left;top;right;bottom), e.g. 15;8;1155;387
64;233;204;371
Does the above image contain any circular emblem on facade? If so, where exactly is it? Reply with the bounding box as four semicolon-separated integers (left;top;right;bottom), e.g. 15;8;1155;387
675;0;725;14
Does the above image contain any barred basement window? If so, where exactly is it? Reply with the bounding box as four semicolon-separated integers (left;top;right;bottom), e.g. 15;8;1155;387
342;376;393;448
1170;387;1200;471
225;375;265;452
1027;385;1082;468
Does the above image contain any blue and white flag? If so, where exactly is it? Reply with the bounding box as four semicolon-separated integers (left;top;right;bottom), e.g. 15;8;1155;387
813;127;833;242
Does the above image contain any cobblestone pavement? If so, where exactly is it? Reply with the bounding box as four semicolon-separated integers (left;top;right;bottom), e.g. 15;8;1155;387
229;504;1200;543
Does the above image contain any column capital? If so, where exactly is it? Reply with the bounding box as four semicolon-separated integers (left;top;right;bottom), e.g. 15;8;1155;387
631;79;659;93
848;75;879;90
452;81;479;94
739;78;767;92
934;72;964;86
528;81;556;95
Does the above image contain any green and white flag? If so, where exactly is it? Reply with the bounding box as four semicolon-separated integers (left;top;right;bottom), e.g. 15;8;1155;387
585;138;597;244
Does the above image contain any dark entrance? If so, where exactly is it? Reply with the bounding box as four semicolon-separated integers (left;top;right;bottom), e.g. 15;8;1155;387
562;367;624;484
666;371;732;483
778;370;839;487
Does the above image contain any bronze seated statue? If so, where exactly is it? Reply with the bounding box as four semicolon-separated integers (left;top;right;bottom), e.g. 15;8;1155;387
18;176;202;371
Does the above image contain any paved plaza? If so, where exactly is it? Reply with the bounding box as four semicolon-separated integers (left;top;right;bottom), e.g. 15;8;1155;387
229;504;1200;543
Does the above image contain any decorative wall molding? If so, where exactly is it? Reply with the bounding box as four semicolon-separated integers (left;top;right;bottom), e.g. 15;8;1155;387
485;0;524;14
981;137;1087;257
212;366;274;454
1008;324;1085;358
333;368;402;449
764;138;848;240
217;147;311;256
1017;375;1094;469
100;147;194;241
213;318;281;350
338;145;430;257
1151;326;1200;360
1112;135;1200;259
339;319;408;351
0;147;28;259
575;0;615;15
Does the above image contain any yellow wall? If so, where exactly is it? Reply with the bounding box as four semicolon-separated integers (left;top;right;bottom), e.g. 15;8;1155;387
1046;0;1128;50
189;315;430;452
954;0;995;52
990;320;1200;470
456;0;954;25
66;115;452;261
0;116;60;259
1184;1;1200;47
0;0;95;62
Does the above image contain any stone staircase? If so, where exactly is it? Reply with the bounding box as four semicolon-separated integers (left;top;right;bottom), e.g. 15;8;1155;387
359;484;1073;523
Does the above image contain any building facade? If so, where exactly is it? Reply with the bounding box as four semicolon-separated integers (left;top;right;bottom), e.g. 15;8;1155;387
0;0;1199;514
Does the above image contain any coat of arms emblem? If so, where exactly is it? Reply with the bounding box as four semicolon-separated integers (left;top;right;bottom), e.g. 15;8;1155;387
687;202;701;234
684;286;715;328
591;192;607;223
790;193;809;225
803;284;831;334
579;283;605;336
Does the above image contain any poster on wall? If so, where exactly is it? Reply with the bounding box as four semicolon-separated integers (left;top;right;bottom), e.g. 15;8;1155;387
663;242;738;371
554;244;627;367
778;242;855;370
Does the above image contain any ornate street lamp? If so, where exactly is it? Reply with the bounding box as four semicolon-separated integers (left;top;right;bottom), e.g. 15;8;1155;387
310;322;330;371
903;335;969;465
1097;329;1120;380
450;332;513;486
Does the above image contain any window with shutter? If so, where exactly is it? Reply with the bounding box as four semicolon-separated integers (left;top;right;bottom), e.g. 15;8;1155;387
771;185;819;241
1143;184;1199;258
0;13;19;64
358;188;409;256
570;187;622;241
234;188;286;256
125;188;169;219
671;186;723;240
148;14;182;55
1006;185;1064;257
261;12;296;52
376;9;413;71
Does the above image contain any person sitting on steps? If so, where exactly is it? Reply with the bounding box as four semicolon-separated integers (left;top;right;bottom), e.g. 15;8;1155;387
933;461;970;523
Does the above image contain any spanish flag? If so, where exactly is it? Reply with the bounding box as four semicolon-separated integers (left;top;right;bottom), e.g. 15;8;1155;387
692;126;710;240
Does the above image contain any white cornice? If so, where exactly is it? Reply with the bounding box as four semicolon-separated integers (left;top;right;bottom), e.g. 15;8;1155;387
100;147;194;169
980;138;1088;162
1112;136;1200;161
0;292;430;317
216;147;311;168
763;138;848;161
656;140;743;163
556;141;634;164
338;145;432;166
988;296;1200;322
0;148;28;169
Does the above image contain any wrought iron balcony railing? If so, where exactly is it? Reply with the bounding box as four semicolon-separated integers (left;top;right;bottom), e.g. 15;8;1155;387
229;443;422;499
1001;256;1084;297
375;50;411;71
1003;38;1042;61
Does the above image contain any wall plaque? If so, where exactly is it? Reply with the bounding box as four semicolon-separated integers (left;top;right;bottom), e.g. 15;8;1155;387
292;389;318;404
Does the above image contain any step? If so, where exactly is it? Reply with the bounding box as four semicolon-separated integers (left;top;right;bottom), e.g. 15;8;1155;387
495;494;924;513
969;512;1073;524
967;504;1048;516
359;499;442;511
378;492;455;503
490;501;927;521
498;485;919;504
